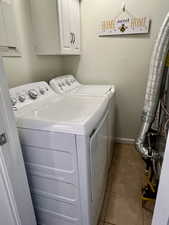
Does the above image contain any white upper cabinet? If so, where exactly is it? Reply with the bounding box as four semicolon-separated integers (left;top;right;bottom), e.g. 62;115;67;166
0;6;6;47
30;0;81;55
2;0;17;47
0;0;19;56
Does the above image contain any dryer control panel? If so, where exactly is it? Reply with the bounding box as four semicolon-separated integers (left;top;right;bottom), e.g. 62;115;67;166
10;82;54;111
49;75;80;94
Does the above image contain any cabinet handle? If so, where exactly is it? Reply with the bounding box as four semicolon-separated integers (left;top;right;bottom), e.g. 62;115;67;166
73;33;76;44
70;32;73;44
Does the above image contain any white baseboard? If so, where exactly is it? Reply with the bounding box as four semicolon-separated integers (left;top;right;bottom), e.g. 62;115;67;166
115;137;135;144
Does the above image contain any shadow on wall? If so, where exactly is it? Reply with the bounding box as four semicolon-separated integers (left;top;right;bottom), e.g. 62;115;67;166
99;32;151;40
63;56;81;77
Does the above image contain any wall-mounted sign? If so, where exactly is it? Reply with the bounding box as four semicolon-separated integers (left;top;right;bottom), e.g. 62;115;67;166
98;6;151;36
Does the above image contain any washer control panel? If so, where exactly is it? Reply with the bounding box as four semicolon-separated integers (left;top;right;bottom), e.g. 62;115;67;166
10;82;54;111
49;75;80;94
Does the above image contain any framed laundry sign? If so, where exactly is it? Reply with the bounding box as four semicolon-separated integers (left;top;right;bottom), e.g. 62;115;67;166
98;4;150;36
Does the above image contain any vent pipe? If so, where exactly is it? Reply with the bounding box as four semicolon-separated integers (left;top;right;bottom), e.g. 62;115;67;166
136;13;169;158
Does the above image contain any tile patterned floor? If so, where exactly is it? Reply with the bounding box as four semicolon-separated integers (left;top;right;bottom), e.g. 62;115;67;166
98;144;155;225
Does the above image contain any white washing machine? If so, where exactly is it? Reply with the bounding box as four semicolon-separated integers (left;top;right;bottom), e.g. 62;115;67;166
10;82;110;225
50;75;115;166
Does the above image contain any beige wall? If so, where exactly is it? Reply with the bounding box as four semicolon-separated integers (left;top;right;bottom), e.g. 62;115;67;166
63;0;169;139
3;0;63;88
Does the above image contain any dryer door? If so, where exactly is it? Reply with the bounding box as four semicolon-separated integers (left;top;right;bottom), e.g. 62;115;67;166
90;110;109;225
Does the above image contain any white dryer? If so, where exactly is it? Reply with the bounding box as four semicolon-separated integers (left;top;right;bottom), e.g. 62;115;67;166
10;82;110;225
50;75;115;166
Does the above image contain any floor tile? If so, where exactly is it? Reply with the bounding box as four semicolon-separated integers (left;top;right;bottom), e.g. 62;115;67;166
143;209;153;225
104;223;116;225
98;221;115;225
97;221;104;225
104;192;143;225
100;184;112;222
143;201;155;225
99;144;154;225
108;144;144;198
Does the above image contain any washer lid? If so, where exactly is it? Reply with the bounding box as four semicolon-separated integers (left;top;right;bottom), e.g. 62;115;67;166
71;85;115;97
16;96;108;135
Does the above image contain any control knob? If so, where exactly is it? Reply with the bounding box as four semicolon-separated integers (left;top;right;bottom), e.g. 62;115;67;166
28;89;38;99
58;83;63;90
66;80;71;86
39;88;45;95
11;97;17;106
18;95;26;102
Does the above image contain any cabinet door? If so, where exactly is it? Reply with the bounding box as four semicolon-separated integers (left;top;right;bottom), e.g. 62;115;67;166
0;57;37;225
30;0;60;55
2;0;17;47
0;2;7;46
70;0;80;54
0;162;19;225
58;0;72;54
